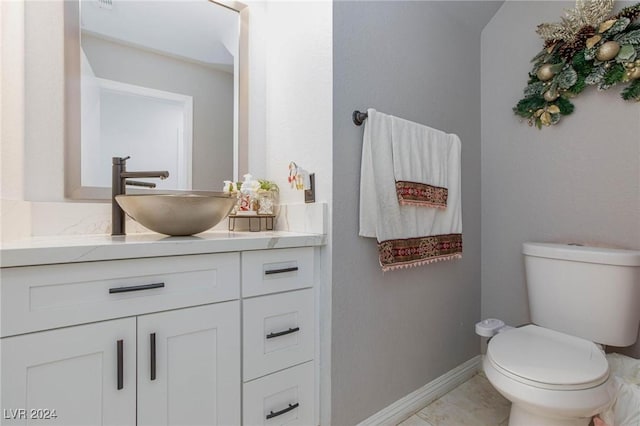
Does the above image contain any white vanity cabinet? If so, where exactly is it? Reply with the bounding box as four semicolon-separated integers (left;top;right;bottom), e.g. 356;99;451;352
0;253;241;426
0;236;321;426
1;303;240;426
241;247;316;426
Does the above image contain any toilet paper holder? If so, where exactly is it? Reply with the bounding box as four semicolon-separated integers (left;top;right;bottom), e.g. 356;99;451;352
476;318;512;337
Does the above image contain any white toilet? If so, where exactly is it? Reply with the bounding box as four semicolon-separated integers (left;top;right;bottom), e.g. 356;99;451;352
483;242;640;426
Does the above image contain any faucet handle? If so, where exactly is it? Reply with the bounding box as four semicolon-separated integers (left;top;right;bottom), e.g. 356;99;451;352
113;156;131;165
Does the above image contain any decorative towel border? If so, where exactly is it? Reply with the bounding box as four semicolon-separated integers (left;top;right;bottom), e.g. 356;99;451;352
378;234;463;272
395;181;448;209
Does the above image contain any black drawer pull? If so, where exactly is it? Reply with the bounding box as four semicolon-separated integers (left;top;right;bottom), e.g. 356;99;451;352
117;339;124;390
266;403;299;420
109;282;165;294
150;333;156;381
266;327;300;339
264;267;298;275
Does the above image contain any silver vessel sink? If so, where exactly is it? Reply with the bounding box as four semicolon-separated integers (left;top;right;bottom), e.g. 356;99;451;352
115;192;236;236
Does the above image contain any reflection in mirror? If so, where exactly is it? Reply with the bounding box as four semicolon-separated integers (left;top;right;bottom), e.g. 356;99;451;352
67;0;246;198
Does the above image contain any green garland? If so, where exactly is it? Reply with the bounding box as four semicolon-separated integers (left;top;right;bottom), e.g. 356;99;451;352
514;2;640;128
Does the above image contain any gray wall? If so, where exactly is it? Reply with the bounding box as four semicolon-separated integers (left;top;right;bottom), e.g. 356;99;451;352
332;2;500;424
82;34;233;190
481;2;640;358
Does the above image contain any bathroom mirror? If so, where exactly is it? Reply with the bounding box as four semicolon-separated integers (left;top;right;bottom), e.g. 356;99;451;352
65;0;248;200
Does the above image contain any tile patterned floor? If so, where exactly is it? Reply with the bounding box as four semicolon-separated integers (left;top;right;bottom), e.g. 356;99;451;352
398;372;511;426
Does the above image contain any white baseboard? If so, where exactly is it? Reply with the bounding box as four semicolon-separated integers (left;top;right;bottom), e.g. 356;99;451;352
357;355;483;426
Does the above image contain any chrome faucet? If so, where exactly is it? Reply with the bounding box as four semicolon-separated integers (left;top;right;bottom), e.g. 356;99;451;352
112;156;169;236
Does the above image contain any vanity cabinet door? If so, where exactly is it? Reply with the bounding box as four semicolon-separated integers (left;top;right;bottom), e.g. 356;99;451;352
0;318;136;426
137;302;241;426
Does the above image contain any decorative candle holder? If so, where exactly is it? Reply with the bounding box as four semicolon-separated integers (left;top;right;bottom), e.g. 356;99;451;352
257;190;276;215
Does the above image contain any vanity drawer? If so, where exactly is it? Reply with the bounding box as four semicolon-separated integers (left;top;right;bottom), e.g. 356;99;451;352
241;248;314;297
0;253;239;337
243;289;314;381
243;361;314;426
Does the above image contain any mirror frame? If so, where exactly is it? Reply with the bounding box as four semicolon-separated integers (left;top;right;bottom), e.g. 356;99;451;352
64;0;248;200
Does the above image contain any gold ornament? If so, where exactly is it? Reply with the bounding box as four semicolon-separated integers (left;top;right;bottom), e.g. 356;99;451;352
586;35;602;49
544;89;560;101
628;67;640;80
534;105;560;127
537;64;556;81
598;19;617;33
596;41;621;61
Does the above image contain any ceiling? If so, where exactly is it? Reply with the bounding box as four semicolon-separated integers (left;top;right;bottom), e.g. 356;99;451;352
81;0;239;68
430;0;505;34
80;0;506;69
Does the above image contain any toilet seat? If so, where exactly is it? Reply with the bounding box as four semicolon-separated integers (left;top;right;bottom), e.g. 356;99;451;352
487;325;609;391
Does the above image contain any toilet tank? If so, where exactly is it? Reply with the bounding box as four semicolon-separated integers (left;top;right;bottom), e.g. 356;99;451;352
523;242;640;347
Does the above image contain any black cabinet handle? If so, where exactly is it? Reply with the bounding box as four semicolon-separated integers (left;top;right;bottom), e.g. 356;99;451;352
264;267;298;275
117;339;124;390
109;282;165;294
266;403;299;420
150;333;156;381
266;327;300;339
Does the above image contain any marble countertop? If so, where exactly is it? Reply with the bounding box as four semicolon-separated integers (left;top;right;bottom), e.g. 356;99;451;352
0;231;326;268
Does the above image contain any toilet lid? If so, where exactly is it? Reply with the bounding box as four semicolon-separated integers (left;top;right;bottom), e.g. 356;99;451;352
487;325;609;388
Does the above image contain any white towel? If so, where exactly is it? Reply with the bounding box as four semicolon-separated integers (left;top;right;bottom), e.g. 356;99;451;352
391;115;452;209
359;109;462;271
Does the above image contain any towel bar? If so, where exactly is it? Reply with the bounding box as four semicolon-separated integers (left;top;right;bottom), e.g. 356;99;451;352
352;110;368;126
